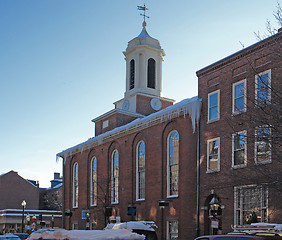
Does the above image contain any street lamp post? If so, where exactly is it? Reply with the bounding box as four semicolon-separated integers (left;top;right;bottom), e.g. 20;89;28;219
21;200;26;233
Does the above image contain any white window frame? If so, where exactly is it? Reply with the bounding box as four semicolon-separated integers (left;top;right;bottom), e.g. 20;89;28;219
167;130;179;198
207;137;220;173
136;141;145;201
208;90;220;123
234;185;268;225
167;220;178;240
232;79;246;114
90;156;97;206
73;162;79;208
111;150;119;204
255;69;271;105
255;126;272;164
232;131;247;168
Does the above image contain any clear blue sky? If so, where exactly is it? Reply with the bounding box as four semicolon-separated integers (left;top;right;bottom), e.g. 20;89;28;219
0;0;280;188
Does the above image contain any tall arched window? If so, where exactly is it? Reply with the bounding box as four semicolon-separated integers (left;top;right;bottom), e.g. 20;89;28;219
73;162;79;207
111;150;119;203
167;131;179;197
130;59;135;90
90;157;97;206
136;141;145;200
147;58;156;89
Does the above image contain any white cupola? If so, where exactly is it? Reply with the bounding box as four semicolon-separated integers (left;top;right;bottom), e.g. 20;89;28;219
123;21;165;98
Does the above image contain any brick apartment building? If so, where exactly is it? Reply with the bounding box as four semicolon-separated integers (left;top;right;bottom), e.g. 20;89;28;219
197;29;282;235
57;21;282;239
0;171;62;233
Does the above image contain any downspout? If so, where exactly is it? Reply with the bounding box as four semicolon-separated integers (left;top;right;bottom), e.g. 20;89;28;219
196;120;201;237
61;156;65;229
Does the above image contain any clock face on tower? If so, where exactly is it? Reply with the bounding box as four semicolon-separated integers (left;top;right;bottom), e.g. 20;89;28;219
122;100;130;111
150;98;162;111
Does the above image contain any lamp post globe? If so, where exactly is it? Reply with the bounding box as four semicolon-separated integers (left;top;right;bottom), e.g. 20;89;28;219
21;200;26;233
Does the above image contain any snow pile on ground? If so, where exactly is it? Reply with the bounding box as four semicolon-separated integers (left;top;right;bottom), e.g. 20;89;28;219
27;229;145;240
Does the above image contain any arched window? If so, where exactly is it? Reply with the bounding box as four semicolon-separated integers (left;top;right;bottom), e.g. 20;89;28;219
147;58;156;89
73;162;79;207
167;131;179;197
111;150;119;203
130;59;135;90
90;157;97;206
136;141;145;200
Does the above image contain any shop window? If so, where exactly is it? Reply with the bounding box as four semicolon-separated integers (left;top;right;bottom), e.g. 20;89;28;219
234;185;268;225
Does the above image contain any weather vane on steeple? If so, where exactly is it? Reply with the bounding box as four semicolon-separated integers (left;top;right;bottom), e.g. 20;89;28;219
137;4;149;27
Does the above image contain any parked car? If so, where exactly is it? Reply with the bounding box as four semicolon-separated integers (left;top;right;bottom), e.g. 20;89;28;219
195;234;282;240
10;233;29;240
0;234;21;240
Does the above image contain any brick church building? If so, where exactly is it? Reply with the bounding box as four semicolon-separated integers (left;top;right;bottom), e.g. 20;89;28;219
57;19;282;239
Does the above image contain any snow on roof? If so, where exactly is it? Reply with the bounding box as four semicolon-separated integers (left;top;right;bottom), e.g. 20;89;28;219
27;229;145;240
57;96;201;159
45;182;63;190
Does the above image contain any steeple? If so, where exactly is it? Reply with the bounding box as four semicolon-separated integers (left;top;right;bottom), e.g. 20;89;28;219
123;8;165;99
114;5;173;115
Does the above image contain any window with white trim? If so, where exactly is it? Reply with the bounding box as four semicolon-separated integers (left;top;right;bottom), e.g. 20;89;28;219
208;90;220;122
167;220;178;239
207;138;220;172
136;141;145;200
167;131;179;197
232;131;247;167
234;185;268;225
90;156;97;206
255;69;271;104
111;150;119;203
255;127;271;163
73;162;79;208
233;79;246;114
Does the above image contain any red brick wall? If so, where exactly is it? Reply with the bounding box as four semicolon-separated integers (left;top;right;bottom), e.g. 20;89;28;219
197;33;282;235
63;114;199;239
0;171;39;210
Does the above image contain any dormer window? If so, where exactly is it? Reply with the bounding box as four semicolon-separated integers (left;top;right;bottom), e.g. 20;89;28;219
130;59;135;90
147;58;156;89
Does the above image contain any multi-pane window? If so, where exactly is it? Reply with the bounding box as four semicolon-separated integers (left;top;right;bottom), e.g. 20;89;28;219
147;58;156;89
111;150;119;203
255;69;271;104
255;127;271;163
136;141;145;200
130;59;135;90
234;185;268;225
167;131;179;197
90;156;97;206
233;80;246;113
232;131;247;167
73;163;79;208
167;220;178;239
207;138;220;172
208;90;220;122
